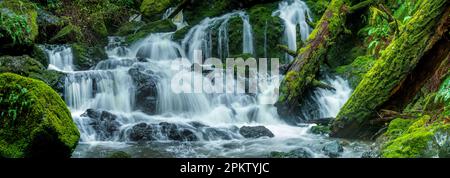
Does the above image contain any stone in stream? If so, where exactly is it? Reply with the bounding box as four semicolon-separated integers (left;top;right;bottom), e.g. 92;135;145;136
322;141;344;158
81;109;121;140
269;148;314;158
128;65;158;115
239;126;274;138
128;122;198;142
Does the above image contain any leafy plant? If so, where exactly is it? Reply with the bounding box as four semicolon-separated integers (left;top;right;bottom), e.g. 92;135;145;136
0;84;33;127
0;10;32;44
359;0;421;56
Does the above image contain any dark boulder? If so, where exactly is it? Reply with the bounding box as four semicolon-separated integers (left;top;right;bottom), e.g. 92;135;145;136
128;122;198;142
128;66;159;115
81;109;121;140
269;148;314;158
239;126;274;138
128;123;157;142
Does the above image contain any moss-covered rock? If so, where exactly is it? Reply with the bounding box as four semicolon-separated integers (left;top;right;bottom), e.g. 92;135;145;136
36;8;65;43
124;19;177;44
50;24;83;43
116;21;146;36
309;125;331;135
0;0;39;53
71;43;108;70
0;55;65;96
247;3;284;62
335;55;375;88
140;0;180;21
0;73;79;158
381;115;450;158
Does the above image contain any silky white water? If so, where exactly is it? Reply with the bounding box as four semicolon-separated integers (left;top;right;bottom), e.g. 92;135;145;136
273;0;313;61
47;1;371;158
43;45;75;72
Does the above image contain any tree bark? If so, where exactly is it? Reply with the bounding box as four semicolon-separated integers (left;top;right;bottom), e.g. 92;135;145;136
330;0;450;139
276;0;351;117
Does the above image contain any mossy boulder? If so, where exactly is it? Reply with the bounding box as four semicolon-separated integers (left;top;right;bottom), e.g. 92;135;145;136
50;24;83;44
124;19;177;44
0;55;65;96
0;73;80;158
309;125;331;135
0;0;39;53
116;21;146;36
71;43;108;70
140;0;180;21
381;116;450;158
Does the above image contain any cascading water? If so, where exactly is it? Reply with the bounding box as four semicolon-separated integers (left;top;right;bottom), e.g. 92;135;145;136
43;45;75;72
182;11;254;60
273;0;313;61
63;1;369;158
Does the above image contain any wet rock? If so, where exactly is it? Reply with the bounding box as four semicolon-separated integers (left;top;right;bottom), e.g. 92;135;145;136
129;123;157;142
361;151;379;158
128;122;198;142
239;126;274;138
269;148;314;158
82;109;121;140
322;141;344;158
160;122;198;141
128;66;158;115
202;127;235;140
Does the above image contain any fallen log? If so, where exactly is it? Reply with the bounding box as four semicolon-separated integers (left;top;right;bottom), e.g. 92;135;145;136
330;0;450;139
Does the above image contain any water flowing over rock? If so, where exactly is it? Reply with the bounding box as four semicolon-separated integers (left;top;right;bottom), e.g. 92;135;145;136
239;126;275;138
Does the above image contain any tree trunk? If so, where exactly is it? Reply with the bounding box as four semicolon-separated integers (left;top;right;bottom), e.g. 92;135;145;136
330;0;450;139
276;0;351;117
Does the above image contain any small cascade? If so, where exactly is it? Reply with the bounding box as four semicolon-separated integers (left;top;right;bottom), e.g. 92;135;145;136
163;7;188;30
182;11;254;60
273;0;313;61
43;45;74;72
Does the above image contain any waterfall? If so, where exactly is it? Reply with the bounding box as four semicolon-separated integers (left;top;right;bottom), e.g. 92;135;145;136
182;11;254;60
273;0;313;61
66;2;368;158
43;45;74;72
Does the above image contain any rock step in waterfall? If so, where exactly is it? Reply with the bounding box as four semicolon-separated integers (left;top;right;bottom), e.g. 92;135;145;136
42;0;368;158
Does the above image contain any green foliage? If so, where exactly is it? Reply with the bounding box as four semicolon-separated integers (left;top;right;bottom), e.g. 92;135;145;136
359;0;421;56
0;0;38;46
436;76;450;116
0;84;33;127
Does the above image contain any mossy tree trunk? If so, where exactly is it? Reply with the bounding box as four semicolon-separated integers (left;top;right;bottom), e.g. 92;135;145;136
330;0;449;139
276;0;371;117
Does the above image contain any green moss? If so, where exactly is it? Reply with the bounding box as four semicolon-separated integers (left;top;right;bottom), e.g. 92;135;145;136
71;43;108;70
0;55;65;95
381;115;450;158
140;0;180;21
305;0;331;20
331;0;448;138
0;0;38;47
115;21;145;36
90;13;108;38
247;3;285;62
124;19;177;44
309;125;331;135
0;73;79;158
335;55;375;88
50;23;83;43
